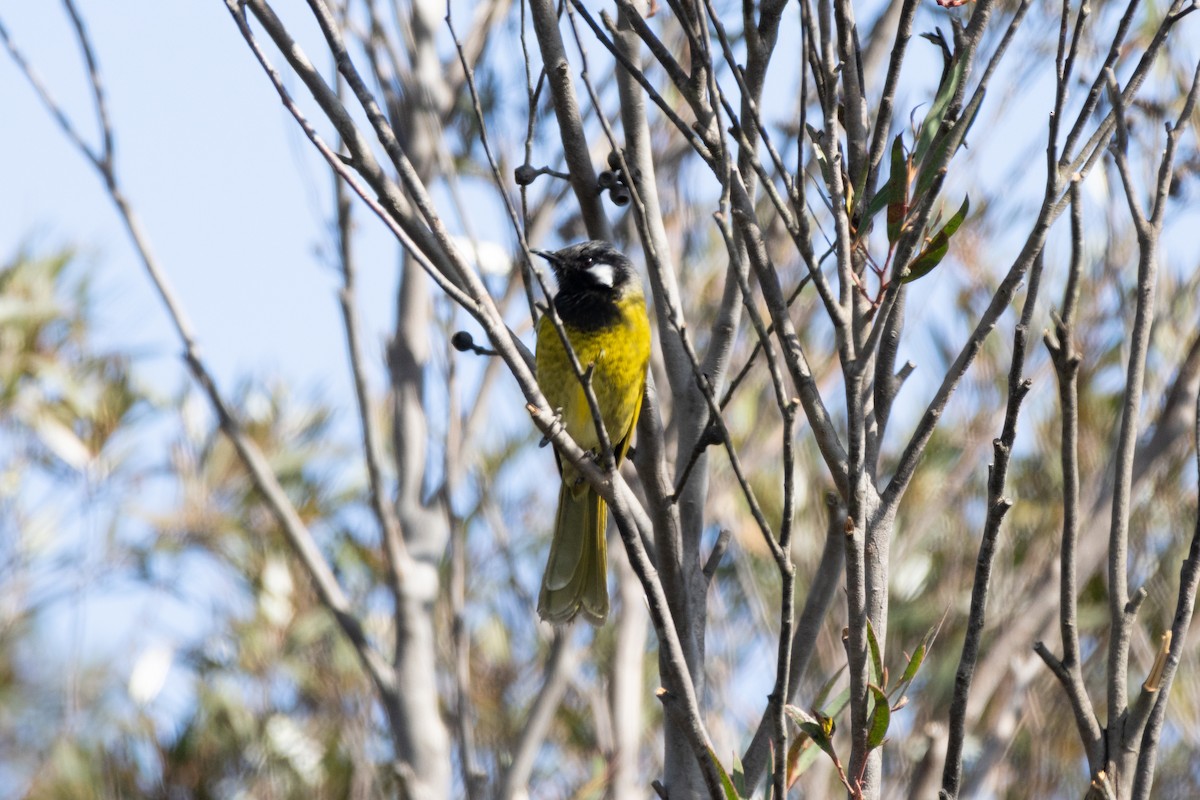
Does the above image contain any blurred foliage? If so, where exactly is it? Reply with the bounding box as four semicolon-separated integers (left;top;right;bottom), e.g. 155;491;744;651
3;0;1200;794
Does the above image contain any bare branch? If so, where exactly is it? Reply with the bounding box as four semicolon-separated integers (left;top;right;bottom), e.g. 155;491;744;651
740;492;846;792
526;0;612;239
1102;79;1166;796
863;0;920;198
609;548;650;799
940;248;1044;799
497;631;579;799
1132;395;1200;799
331;132;411;641
1038;181;1104;774
1032;641;1103;773
0;10;104;170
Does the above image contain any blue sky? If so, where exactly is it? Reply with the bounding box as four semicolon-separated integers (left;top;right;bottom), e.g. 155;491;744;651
1;2;403;398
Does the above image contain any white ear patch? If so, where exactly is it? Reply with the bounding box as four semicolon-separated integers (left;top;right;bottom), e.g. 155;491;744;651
588;262;615;287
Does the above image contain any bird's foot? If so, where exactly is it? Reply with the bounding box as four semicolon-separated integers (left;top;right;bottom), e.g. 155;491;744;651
537;407;565;448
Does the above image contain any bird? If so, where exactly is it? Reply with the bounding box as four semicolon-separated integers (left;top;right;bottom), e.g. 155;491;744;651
533;240;651;625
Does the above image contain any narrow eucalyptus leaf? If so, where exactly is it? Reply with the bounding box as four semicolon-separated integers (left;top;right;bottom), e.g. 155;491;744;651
866;619;884;686
708;746;741;800
887;134;909;243
904;195;970;283
867;685;891;749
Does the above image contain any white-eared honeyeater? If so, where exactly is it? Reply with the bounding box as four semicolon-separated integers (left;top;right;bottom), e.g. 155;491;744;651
533;241;651;625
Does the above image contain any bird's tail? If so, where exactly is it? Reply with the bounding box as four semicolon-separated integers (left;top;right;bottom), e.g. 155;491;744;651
538;481;609;625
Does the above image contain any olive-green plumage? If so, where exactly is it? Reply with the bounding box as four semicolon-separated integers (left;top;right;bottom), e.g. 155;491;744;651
534;241;651;625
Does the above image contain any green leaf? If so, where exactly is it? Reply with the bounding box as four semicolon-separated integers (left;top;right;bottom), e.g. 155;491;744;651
812;665;846;711
708;747;742;800
899;641;927;687
860;135;909;241
867;684;891;749
788;706;837;751
915;55;967;165
866;619;884;687
806;123;834;188
783;703;813;728
731;750;746;797
797;721;837;761
787;693;848;782
913;90;983;203
903;195;970;284
862;177;893;226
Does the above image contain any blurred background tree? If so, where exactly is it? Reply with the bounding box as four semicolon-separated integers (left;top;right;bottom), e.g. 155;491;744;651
2;0;1199;798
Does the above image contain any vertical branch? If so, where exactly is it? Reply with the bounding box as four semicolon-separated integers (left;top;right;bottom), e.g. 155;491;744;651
832;0;869;189
716;169;803;795
769;395;800;800
448;511;484;798
526;0;611;239
497;631;580;800
611;1;688;392
1101;70;1160;791
740;493;846;792
605;4;710;792
442;330;484;798
1131;388;1200;799
862;0;920;194
1033;181;1104;777
331;74;412;669
1109;58;1200;796
608;548;649;800
939;250;1044;800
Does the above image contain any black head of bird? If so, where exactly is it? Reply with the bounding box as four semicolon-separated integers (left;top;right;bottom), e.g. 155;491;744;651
533;241;639;329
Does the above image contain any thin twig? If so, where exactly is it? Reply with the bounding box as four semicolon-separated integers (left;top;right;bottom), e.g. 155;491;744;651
1038;181;1104;775
1101;68;1161;788
525;0;613;238
939;248;1044;799
330;97;413;649
1131;390;1200;799
497;631;579;799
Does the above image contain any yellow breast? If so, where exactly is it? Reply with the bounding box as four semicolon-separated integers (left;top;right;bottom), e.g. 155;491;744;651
535;290;651;456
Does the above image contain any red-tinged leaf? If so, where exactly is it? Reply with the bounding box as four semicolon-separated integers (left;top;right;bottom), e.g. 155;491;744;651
886;135;909;243
786;734;806;788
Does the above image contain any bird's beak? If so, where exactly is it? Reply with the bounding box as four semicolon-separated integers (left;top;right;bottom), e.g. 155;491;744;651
530;248;557;264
